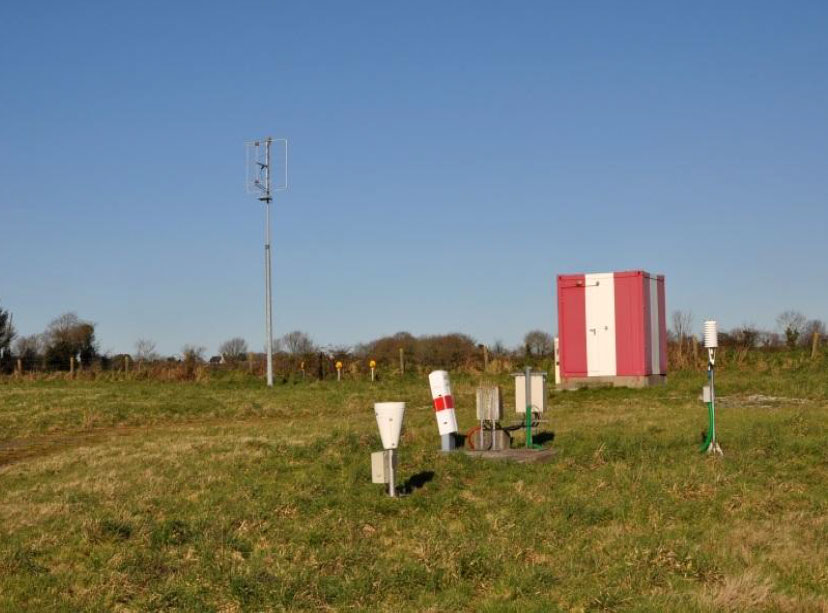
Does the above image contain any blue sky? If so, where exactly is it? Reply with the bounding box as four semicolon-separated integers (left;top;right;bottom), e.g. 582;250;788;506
2;1;827;356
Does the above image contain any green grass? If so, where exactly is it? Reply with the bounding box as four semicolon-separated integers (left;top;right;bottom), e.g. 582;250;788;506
0;366;826;611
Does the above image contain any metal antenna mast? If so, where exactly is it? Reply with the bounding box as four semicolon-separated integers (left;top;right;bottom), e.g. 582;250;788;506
261;138;273;387
247;137;287;388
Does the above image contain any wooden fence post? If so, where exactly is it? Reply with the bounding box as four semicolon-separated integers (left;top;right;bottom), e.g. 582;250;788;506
812;332;821;359
16;358;22;377
70;356;75;376
399;348;405;376
483;345;489;373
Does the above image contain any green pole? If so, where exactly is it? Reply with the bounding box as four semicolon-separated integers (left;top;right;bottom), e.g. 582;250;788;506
699;364;716;453
524;366;542;450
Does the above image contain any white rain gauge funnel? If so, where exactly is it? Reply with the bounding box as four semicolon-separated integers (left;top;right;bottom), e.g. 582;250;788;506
375;402;405;450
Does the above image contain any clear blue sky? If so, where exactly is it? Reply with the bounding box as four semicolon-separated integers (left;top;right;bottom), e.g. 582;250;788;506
2;1;827;356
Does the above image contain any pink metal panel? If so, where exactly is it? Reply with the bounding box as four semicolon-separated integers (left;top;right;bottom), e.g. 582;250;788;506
657;275;668;374
642;274;653;375
557;274;587;378
613;271;647;376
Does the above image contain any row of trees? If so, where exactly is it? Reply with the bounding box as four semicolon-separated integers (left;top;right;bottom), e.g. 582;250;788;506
0;306;98;372
671;310;826;350
1;298;822;376
158;329;554;368
0;302;555;375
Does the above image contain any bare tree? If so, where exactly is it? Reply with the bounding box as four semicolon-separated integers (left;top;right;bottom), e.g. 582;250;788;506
733;323;759;348
801;319;826;347
219;337;248;361
134;338;158;361
671;310;693;342
280;330;315;355
181;344;206;362
14;334;43;360
351;342;371;358
524;330;553;356
758;331;781;348
776;310;807;349
670;310;694;366
0;301;15;360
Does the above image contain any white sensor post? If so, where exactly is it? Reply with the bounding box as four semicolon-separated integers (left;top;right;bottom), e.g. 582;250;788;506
701;320;723;455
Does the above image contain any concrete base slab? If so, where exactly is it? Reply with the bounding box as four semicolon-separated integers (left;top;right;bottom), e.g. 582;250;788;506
461;448;557;464
557;374;666;390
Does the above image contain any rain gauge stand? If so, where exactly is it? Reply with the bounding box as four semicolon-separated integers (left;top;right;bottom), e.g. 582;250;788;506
373;402;406;497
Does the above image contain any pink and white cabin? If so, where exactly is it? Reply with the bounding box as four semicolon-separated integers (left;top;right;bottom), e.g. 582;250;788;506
556;270;667;388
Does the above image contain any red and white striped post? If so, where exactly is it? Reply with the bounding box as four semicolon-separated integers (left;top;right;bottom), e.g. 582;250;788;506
428;370;458;451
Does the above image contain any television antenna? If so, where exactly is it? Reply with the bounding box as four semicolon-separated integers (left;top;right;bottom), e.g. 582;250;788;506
246;137;287;387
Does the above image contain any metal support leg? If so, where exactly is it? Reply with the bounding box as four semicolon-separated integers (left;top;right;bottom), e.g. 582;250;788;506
387;449;396;497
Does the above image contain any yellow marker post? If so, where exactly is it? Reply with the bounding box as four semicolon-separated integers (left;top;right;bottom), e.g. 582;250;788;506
336;361;343;382
369;359;376;382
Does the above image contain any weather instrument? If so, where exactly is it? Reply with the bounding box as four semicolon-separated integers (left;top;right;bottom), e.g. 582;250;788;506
700;320;723;455
372;402;406;497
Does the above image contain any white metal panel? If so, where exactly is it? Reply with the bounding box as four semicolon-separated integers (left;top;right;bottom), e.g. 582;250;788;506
649;277;660;375
371;451;387;483
476;386;502;421
371;450;397;484
515;373;547;413
702;386;712;403
585;273;617;377
553;336;560;385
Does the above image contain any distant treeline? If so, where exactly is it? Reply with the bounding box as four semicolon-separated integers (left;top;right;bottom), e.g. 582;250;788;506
0;302;824;379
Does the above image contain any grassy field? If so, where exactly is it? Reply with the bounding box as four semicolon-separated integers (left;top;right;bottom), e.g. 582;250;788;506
0;366;826;612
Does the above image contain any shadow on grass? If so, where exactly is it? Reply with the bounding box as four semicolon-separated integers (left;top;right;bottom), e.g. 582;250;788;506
533;431;556;446
401;471;435;494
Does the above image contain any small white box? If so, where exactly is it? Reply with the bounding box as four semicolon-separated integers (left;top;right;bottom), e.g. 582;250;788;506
515;372;547;414
702;386;712;403
371;450;397;484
